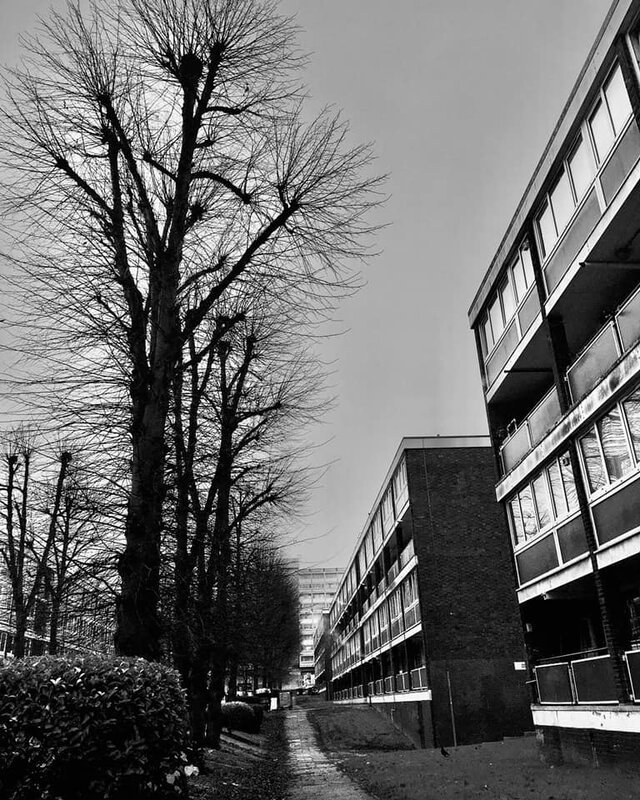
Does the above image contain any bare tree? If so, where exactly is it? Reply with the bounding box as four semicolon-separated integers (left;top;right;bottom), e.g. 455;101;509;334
1;0;383;660
0;433;71;657
165;300;320;744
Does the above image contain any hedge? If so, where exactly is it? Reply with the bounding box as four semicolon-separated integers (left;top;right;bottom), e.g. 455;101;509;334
0;655;193;800
221;701;263;734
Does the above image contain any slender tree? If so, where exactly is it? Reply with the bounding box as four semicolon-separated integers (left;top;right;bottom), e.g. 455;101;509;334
1;0;383;660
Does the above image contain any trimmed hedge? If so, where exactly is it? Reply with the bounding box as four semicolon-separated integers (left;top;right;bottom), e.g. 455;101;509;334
0;655;192;800
221;701;263;734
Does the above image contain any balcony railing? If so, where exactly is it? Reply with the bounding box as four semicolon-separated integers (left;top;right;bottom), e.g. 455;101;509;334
396;672;410;691
410;666;428;689
403;603;420;630
398;539;415;570
625;650;640;702
375;678;384;694
367;681;375;696
384;676;396;693
566;283;640;403
500;386;562;473
387;560;399;584
390;616;403;639
534;649;618;704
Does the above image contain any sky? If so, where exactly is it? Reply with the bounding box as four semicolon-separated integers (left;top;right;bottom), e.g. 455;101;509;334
1;0;614;568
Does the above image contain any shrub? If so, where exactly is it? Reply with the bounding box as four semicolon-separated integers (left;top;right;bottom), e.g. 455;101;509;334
221;701;263;734
0;655;192;800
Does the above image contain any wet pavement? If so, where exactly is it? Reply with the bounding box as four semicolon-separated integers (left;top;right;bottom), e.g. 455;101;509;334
285;707;373;800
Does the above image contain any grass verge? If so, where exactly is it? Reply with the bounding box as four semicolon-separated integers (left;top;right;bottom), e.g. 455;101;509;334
306;701;640;800
188;711;289;800
306;702;415;752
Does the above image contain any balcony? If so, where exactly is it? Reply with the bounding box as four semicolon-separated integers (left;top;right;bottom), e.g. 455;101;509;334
403;603;420;630
396;672;410;691
384;676;396;693
387;560;399;585
485;284;541;390
409;666;428;689
566;283;640;404
534;649;618;704
398;539;415;570
500;386;562;474
390;615;403;640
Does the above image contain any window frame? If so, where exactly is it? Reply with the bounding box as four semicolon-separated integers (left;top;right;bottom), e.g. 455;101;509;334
535;61;632;267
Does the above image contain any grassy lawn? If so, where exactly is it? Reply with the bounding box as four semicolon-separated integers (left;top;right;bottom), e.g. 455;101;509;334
188;711;288;800
306;702;640;800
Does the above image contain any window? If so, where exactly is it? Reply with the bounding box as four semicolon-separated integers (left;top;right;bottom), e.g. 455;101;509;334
560;454;579;511
589;65;632;163
568;136;593;202
532;473;552;530
623;389;640;459
589;100;616;163
519;485;538;540
597;407;632;481
512;244;535;302
604;65;632;136
508;453;579;547
548;460;567;517
499;278;516;322
393;458;408;509
580;404;635;494
488;295;504;345
537;201;557;260
580;428;606;493
481;241;535;360
550;170;574;233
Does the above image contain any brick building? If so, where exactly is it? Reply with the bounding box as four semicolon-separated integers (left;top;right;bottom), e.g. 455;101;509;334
469;0;640;766
328;437;531;748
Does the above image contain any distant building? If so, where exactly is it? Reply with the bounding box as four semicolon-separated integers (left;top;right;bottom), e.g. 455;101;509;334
313;611;333;698
469;0;640;767
297;567;343;687
329;437;531;748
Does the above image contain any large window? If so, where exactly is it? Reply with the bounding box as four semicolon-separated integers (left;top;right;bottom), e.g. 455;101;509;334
589;65;633;163
508;452;579;546
579;395;640;496
536;63;631;262
480;241;536;358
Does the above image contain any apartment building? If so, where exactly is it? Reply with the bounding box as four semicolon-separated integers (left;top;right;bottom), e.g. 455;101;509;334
469;0;640;766
328;437;531;748
313;611;332;699
297;566;343;686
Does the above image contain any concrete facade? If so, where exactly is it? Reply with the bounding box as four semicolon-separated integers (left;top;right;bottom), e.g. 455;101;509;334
469;0;640;767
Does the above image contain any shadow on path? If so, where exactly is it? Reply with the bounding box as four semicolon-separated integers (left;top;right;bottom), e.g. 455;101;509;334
285;708;373;800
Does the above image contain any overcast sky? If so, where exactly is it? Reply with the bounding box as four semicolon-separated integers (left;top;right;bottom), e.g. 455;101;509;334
2;0;614;568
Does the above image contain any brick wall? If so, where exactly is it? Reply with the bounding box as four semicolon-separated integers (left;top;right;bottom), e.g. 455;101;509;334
406;446;532;745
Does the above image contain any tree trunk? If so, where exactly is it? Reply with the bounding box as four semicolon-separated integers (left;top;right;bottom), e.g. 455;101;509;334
115;399;167;660
13;605;28;658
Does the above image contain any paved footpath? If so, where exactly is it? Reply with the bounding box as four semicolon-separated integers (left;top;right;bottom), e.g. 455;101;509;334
284;708;373;800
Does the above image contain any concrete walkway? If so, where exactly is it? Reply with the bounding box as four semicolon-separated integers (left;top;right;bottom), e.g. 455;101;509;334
285;708;373;800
